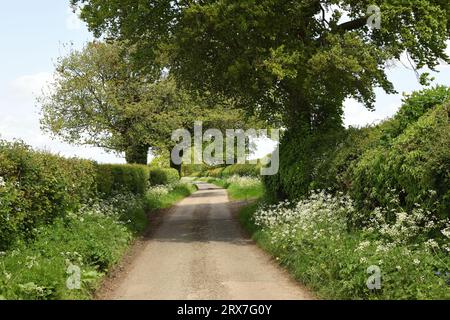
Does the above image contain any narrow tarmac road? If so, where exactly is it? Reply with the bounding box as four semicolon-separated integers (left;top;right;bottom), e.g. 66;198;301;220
101;182;314;300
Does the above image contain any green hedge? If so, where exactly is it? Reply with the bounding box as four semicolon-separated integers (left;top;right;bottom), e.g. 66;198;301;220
206;167;225;177
202;163;261;178
0;140;186;252
182;163;208;177
221;163;261;177
0;140;96;250
149;167;180;185
351;103;450;219
264;86;450;219
96;164;149;198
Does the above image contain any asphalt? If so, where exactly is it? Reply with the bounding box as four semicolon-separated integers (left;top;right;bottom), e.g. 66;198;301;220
102;182;314;300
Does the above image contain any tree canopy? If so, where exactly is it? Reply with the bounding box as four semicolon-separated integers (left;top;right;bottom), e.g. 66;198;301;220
39;41;257;165
72;0;450;130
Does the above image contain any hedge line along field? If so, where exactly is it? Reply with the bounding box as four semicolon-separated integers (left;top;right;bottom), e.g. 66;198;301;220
199;175;264;201
0;141;195;300
240;87;450;299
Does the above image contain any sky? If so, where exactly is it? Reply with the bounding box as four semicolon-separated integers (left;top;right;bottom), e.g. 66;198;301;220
0;1;449;163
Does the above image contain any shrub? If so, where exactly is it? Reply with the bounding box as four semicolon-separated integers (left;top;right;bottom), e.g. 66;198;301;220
96;164;149;197
351;103;450;219
148;167;179;186
265;86;450;216
388;86;450;139
263;126;341;201
207;167;225;177
221;163;261;177
182;163;208;177
0;140;96;250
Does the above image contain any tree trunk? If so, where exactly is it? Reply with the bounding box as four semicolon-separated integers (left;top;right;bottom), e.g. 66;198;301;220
170;148;183;177
125;144;150;165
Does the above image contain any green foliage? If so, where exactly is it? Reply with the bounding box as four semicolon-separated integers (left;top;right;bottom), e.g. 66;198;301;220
241;194;450;300
145;183;197;211
264;126;343;201
182;163;208;177
221;163;261;177
395;86;450;133
96;164;149;198
0;194;146;300
351;103;450;219
202;163;261;178
148;167;180;186
0;140;96;250
38;42;192;163
206;167;225;178
73;0;449;131
207;175;264;201
265;87;450;222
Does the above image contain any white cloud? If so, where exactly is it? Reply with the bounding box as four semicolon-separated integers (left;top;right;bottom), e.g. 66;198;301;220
66;7;83;31
249;136;278;160
343;98;399;128
10;72;52;100
1;72;124;164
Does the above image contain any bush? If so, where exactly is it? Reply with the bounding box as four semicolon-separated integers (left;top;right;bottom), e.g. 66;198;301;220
221;163;261;177
182;163;208;177
96;164;149;198
263;126;341;201
0;140;96;250
264;86;450;217
145;183;196;210
148;167;179;186
351;103;450;219
206;166;225;177
202;163;261;178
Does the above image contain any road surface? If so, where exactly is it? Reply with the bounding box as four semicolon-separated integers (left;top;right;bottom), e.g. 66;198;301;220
100;182;314;300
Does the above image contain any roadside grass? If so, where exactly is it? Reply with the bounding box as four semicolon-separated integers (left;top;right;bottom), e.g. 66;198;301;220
0;183;197;300
0;196;144;300
239;200;450;300
200;176;264;201
145;183;197;210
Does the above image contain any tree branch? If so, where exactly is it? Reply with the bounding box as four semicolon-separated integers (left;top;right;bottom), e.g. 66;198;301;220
334;16;368;32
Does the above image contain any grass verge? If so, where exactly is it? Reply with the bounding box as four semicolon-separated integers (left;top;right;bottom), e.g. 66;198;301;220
239;202;450;300
200;177;264;201
145;183;197;210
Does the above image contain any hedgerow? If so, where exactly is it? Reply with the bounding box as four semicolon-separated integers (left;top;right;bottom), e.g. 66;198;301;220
351;103;450;220
264;87;450;220
0;140;97;250
0;140;196;300
149;167;180;186
96;164;149;198
200;163;261;178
